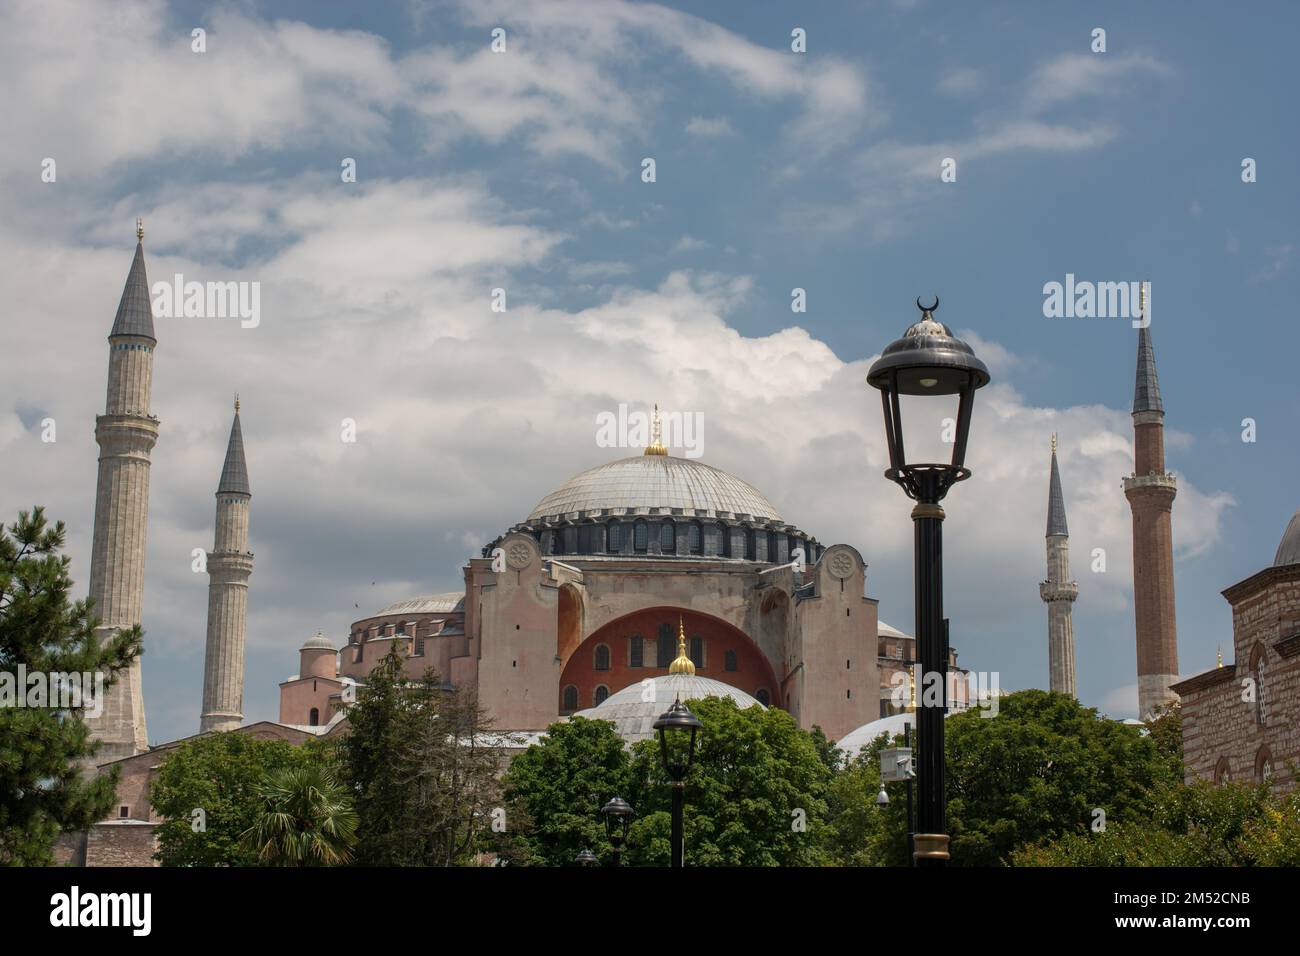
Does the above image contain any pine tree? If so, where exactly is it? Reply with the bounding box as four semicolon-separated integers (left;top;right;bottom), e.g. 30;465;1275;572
0;507;141;865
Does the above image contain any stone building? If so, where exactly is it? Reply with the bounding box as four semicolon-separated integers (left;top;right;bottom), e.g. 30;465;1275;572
1172;510;1300;793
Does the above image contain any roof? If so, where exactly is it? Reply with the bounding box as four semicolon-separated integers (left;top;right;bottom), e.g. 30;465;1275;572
574;674;763;743
526;454;784;523
217;409;250;495
1274;508;1300;567
837;713;919;756
110;241;156;342
300;632;336;651
878;621;911;640
1046;448;1068;537
375;592;465;615
1132;326;1163;415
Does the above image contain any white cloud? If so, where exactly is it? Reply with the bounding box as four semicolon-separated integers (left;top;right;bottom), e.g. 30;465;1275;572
1024;52;1171;113
685;116;735;137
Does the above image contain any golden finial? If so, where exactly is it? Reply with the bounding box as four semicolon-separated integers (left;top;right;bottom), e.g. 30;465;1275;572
234;392;240;413
1139;280;1146;319
644;402;668;456
1217;645;1223;668
136;217;144;242
1051;432;1057;455
668;615;695;675
907;667;917;712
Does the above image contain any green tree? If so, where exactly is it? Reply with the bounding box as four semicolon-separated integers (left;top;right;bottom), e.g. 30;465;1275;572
0;508;140;865
624;696;832;867
150;731;320;866
240;764;357;866
502;716;633;866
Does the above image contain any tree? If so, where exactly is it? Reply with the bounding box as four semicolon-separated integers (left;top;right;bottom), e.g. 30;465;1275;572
240;764;357;866
150;731;321;866
336;645;516;866
625;696;832;867
0;508;140;866
502;716;633;866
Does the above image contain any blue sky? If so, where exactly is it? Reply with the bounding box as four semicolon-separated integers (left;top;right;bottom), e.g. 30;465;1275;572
1;0;1296;741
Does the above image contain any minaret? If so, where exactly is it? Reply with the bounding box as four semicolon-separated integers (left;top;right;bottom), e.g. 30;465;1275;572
199;399;254;733
1124;283;1179;720
85;220;158;760
1039;434;1078;697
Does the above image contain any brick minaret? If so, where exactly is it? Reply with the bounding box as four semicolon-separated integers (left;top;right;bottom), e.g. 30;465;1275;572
199;400;253;733
1124;290;1180;719
1039;435;1078;697
85;221;158;759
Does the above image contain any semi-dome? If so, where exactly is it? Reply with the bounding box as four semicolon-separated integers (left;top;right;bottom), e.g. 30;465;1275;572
575;674;764;743
527;454;784;522
375;592;465;615
1274;508;1300;568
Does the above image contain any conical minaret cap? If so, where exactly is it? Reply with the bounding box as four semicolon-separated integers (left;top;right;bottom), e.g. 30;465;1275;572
110;229;156;342
1132;325;1163;415
1046;437;1068;537
217;403;251;496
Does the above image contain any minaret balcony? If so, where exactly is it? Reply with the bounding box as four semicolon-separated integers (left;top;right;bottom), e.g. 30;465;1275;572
1123;472;1177;495
1039;581;1079;603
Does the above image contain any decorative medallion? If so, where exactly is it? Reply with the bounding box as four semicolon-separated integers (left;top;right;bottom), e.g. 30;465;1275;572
507;541;533;570
827;550;855;579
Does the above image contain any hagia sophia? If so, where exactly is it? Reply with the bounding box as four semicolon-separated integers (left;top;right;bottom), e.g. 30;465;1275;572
53;230;1300;865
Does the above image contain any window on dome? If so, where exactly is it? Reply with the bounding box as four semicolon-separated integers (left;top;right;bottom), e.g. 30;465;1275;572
767;531;778;562
562;685;579;712
756;688;771;706
720;523;732;557
607;521;621;553
657;623;673;667
745;529;756;561
688;521;703;555
690;636;704;669
661;521;675;552
634;520;648;553
630;635;644;668
594;685;610;706
725;649;737;672
594;644;611;671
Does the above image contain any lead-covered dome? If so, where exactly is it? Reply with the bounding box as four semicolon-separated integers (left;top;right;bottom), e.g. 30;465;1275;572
1275;508;1300;567
575;674;763;742
526;455;783;522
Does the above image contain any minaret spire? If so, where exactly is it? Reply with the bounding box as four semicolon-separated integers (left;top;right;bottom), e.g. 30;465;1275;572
201;403;254;733
85;225;160;759
1124;285;1180;720
1040;436;1078;697
644;402;668;456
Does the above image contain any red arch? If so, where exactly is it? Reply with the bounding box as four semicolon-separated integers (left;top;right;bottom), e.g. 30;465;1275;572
559;606;781;713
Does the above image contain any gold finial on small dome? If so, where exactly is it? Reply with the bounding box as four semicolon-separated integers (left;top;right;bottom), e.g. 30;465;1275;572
644;403;668;456
1217;645;1223;668
136;217;144;242
668;615;695;675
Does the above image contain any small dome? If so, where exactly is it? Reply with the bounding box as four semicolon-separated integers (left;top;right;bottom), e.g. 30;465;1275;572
526;455;783;523
1274;509;1300;568
575;674;763;743
836;713;916;757
300;632;336;651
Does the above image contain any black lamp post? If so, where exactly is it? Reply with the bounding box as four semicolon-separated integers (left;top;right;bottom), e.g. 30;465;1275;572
600;796;635;866
575;848;598;866
867;297;989;866
653;695;701;868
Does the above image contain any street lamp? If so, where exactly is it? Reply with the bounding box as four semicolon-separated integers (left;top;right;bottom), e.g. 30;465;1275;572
653;695;701;868
600;796;635;866
575;848;598;866
867;296;989;867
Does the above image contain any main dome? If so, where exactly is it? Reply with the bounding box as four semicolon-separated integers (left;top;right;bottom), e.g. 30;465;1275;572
526;454;783;522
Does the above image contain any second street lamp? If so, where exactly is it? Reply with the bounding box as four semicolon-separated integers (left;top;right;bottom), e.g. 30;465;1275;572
653;695;701;868
866;296;989;867
600;796;635;866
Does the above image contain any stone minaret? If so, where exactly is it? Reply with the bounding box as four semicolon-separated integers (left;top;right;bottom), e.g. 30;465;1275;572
199;400;253;733
1039;435;1078;697
85;221;158;760
1124;286;1180;720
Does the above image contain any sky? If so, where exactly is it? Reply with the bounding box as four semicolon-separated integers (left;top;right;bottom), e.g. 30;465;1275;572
1;0;1296;744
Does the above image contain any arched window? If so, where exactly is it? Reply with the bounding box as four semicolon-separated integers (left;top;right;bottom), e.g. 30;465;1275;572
721;523;732;558
309;707;320;726
657;622;674;667
689;636;704;669
745;528;756;561
660;521;675;552
725;649;737;672
755;688;771;707
562;685;579;712
1255;746;1273;784
607;520;622;553
594;685;610;706
1213;756;1232;784
594;644;611;671
629;635;644;668
634;520;648;553
767;531;778;562
688;521;703;555
1250;643;1267;726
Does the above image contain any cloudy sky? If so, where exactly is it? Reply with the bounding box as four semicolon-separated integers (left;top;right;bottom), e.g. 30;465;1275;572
2;0;1296;743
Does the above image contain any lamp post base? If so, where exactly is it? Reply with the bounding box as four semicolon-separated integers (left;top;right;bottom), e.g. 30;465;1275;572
912;833;950;863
